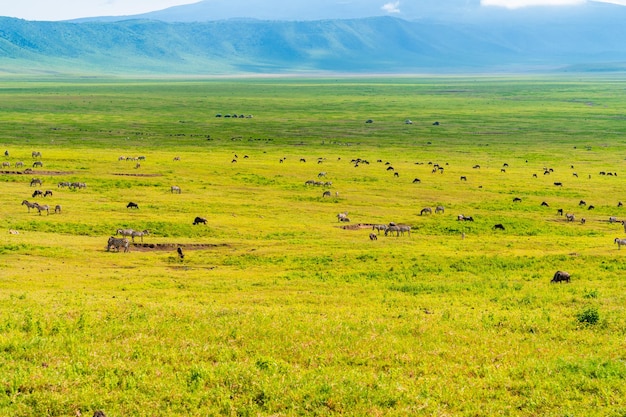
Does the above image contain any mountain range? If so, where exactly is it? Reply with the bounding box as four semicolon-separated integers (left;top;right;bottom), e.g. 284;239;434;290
1;0;626;75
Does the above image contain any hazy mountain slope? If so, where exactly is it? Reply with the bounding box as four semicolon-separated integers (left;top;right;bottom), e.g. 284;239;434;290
1;13;625;75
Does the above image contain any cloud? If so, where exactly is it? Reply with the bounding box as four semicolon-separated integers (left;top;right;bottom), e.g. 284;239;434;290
481;0;585;7
381;1;401;13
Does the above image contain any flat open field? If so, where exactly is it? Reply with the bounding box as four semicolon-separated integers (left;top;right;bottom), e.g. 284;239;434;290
1;76;626;416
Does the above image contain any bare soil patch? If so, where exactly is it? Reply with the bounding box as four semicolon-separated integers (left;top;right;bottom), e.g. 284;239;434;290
112;173;162;177
0;169;74;176
340;223;375;230
131;243;229;251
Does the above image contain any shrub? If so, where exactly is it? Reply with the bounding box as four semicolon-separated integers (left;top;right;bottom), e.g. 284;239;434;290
576;307;600;326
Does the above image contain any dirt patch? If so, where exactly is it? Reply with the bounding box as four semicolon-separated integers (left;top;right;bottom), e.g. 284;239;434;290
131;243;229;251
112;173;162;177
340;223;375;230
0;170;74;176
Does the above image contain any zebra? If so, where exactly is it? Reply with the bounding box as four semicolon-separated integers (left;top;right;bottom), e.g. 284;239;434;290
58;181;70;188
21;200;37;212
32;151;41;158
369;233;378;241
322;190;331;198
34;203;49;215
609;216;618;223
615;237;626;249
107;237;130;253
44;190;53;197
15;161;23;168
435;206;445;214
33;161;43;168
566;213;575;222
30;178;42;187
70;182;86;189
420;207;432;215
130;229;149;242
337;212;349;222
1;161;9;168
171;185;181;194
385;225;411;237
54;205;62;214
116;228;134;238
372;224;388;234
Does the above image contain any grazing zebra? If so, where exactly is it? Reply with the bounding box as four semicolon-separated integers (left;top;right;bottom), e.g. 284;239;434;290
44;190;53;197
337;212;349;222
107;237;130;253
58;181;70;188
322;190;331;198
34;203;49;215
21;200;37;212
372;224;388;234
435;206;445;214
130;229;149;242
54;205;62;214
615;237;626;249
193;216;207;225
116;228;134;238
8;229;19;235
33;161;43;168
171;185;181;194
551;271;571;283
420;207;432;215
15;161;23;168
32;151;41;158
30;178;42;187
369;233;378;241
385;225;411;237
566;213;575;222
1;161;9;168
70;182;86;189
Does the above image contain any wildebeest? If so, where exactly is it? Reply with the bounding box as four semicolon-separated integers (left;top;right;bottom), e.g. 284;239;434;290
130;229;149;242
412;178;421;184
127;202;139;209
557;208;564;216
541;201;549;207
581;217;586;224
493;224;505;230
513;197;522;203
369;233;378;241
171;185;181;194
177;247;185;259
553;182;562;187
460;176;467;181
173;156;180;161
579;200;586;206
420;207;432;215
107;237;130;253
551;271;571;283
43;190;53;197
322;190;331;198
32;190;43;198
619;201;623;207
193;216;207;225
588;205;595;210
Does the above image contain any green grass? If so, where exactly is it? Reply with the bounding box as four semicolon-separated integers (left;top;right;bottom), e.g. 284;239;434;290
1;75;626;416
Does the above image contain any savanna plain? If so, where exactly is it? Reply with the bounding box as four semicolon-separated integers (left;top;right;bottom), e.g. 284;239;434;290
0;76;625;417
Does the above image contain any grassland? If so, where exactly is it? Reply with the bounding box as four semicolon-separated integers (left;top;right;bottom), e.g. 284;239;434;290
1;75;626;416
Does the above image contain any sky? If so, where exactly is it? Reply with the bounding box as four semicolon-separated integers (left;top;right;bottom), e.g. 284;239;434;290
2;0;626;21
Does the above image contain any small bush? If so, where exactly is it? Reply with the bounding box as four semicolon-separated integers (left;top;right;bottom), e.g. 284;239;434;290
576;307;600;326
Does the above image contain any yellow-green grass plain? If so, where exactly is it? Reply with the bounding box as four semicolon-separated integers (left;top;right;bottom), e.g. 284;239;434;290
0;75;625;416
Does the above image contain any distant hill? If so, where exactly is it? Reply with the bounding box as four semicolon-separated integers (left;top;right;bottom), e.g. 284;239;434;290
1;3;626;76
